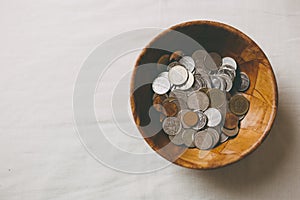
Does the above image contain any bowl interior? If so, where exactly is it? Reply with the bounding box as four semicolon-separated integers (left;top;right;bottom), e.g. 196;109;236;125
130;21;277;169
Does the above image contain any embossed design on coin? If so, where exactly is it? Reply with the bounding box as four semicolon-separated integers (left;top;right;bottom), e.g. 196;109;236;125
224;112;239;130
168;65;188;85
208;88;226;108
152;76;170;95
194;130;213;150
162;117;182;136
182;111;199;127
179;56;195;72
229;94;250;116
182;129;196;147
187;91;210;111
238;72;250;92
204;108;222;127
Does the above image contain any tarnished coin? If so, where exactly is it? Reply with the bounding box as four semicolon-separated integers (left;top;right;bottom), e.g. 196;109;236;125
193;111;207;130
204;108;222;127
238;72;250;92
162;117;182;136
168;65;188;85
194;130;214;150
182;129;196;147
207;128;220;148
220;133;229;143
162;98;179;117
208;88;226;108
176;71;194;90
222;57;237;70
169;130;184;145
224;112;239;130
157;54;170;72
187;91;210;111
170;50;184;62
222;126;239;137
153;94;168;112
179;56;195;72
229;94;250;116
182;111;199;127
152;76;170;95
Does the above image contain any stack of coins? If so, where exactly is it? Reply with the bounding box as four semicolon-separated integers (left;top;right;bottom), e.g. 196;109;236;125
152;50;250;150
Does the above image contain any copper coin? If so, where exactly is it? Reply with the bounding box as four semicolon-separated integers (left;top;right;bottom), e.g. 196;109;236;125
229;94;250;116
170;50;184;62
221;126;239;137
182;111;199;127
162;99;179;117
157;54;170;66
152;94;168;112
224;112;239;130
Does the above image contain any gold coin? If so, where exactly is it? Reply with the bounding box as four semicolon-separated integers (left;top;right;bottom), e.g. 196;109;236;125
153;94;168;112
162;98;179;117
182;111;199;127
229;94;250;116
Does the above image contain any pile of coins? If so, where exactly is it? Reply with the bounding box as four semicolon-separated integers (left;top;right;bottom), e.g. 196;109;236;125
152;50;250;150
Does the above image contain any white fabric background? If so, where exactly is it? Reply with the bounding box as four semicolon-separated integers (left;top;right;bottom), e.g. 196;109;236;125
1;0;300;199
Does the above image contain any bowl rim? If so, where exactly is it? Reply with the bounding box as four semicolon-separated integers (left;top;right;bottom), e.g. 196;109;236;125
130;20;278;169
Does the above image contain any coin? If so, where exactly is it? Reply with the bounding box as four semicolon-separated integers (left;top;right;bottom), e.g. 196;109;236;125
176;71;194;90
192;49;207;67
187;91;210;111
158;71;169;79
194;130;214;150
221;126;239;137
222;57;237;70
169;131;184;145
204;108;222;127
219;74;233;92
207;128;220;148
224;112;239;130
211;75;226;91
218;67;236;80
209;52;222;67
182;129;196;147
220;133;229;143
152;76;170;95
179;56;195;72
162;117;182;136
238;72;250;92
168;65;188;85
193;110;207;130
229;94;250;116
204;52;221;72
177;109;190;128
170;50;184;62
167;61;180;71
162;98;179;117
153;94;168;112
182;111;199;127
208;88;226;108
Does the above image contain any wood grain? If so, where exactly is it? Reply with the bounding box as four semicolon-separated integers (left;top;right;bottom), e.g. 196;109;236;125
130;20;278;169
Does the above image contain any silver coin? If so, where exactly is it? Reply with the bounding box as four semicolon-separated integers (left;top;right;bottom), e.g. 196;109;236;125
169;130;184;145
204;54;218;72
168;65;188;85
192;50;207;67
190;76;203;91
179;56;195;72
169;89;187;100
220;133;229;143
167;61;180;71
162;117;182;136
207;128;220;148
158;71;169;79
218;67;236;80
238;72;250;92
218;74;233;92
222;57;237;70
194;130;214;150
221;126;239;137
152;76;170;95
176;71;194;90
208;88;226;108
210;75;226;91
187;91;210;111
204;108;222;127
193;110;207;130
182;129;196;147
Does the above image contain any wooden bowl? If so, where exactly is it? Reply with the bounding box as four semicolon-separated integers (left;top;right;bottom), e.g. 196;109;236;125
130;20;278;169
